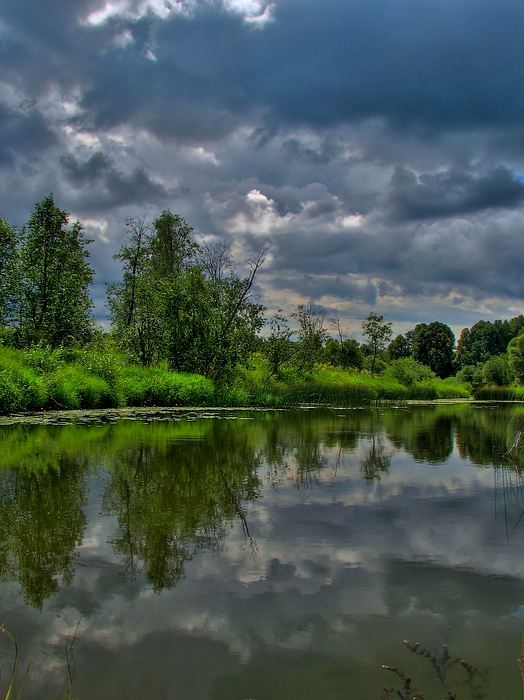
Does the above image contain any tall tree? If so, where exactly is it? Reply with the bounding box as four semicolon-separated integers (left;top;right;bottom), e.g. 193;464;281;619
291;304;329;373
17;195;94;348
412;321;455;378
508;334;524;384
362;312;392;376
106;216;165;365
107;212;266;380
454;319;507;369
0;216;19;329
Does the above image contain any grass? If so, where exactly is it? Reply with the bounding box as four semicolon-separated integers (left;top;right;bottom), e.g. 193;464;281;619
473;386;524;401
0;345;475;415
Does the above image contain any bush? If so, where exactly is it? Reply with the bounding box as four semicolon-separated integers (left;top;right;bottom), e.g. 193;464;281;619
482;354;512;386
385;358;436;386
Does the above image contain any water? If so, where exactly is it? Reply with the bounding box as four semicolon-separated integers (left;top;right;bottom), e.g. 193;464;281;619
1;404;523;699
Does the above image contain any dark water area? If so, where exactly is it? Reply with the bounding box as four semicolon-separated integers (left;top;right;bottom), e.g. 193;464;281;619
1;404;524;699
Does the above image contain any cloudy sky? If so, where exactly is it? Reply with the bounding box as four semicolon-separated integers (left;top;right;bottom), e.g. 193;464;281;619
0;0;523;336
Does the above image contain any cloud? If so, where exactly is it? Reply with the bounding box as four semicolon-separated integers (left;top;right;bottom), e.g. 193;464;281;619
61;152;169;209
387;166;524;222
0;103;57;165
0;0;522;328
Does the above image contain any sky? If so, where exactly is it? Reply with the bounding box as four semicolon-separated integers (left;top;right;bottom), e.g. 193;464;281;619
0;0;523;338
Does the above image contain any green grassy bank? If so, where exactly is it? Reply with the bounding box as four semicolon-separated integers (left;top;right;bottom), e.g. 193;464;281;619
0;345;472;415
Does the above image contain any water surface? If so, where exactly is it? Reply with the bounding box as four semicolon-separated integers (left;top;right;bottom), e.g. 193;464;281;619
1;405;523;699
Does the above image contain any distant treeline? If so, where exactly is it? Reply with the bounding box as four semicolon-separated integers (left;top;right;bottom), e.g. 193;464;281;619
1;195;524;394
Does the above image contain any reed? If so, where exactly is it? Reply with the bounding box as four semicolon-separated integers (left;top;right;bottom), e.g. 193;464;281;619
0;625;29;700
473;386;524;401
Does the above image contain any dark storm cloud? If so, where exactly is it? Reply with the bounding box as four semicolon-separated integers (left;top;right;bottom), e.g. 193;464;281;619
6;0;514;146
61;151;113;185
270;273;378;306
387;166;524;222
0;0;522;325
0;104;57;165
263;210;524;303
282;137;347;165
61;152;169;210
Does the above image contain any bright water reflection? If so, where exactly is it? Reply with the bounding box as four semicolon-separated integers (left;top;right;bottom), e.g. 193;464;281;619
0;405;524;699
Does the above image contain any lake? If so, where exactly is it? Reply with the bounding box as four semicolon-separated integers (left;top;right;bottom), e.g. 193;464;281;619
1;404;524;699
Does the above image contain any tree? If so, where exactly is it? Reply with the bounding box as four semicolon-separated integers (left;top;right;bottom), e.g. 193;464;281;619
454;320;508;369
508;334;524;384
362;312;392;376
263;311;294;380
291;304;329;372
106;216;167;365
483;354;512;386
388;332;413;360
412;321;455;378
149;210;197;277
107;211;266;380
17;195;94;348
324;338;363;370
0;216;19;329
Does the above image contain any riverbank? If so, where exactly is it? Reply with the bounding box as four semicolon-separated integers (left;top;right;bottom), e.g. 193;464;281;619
3;344;519;416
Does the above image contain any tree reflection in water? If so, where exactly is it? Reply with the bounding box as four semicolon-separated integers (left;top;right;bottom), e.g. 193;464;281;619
101;433;262;591
1;406;524;608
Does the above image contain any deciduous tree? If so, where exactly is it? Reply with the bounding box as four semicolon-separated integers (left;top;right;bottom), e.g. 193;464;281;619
17;195;94;348
412;321;455;378
362;312;392;376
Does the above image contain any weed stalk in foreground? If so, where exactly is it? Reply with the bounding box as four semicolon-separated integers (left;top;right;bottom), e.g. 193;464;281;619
0;625;29;700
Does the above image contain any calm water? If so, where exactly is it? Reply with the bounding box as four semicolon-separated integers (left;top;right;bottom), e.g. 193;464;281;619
1;404;524;699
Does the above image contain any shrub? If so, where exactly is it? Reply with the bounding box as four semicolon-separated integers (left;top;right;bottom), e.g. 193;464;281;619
385;358;436;387
482;354;512;386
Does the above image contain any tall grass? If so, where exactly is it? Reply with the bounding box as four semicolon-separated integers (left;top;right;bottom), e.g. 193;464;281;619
473;386;524;401
0;346;473;414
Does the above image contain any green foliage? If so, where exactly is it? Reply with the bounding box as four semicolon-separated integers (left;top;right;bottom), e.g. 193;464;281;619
385;357;436;386
473;386;524;401
454;317;524;370
387;332;413;359
107;213;265;381
482;353;512;386
119;364;215;407
323;337;363;370
0;349;47;413
362;312;392;376
290;304;329;373
412;321;455;378
508;333;524;384
16;195;94;348
362;353;388;376
435;377;471;399
262;311;294;379
0;216;19;329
